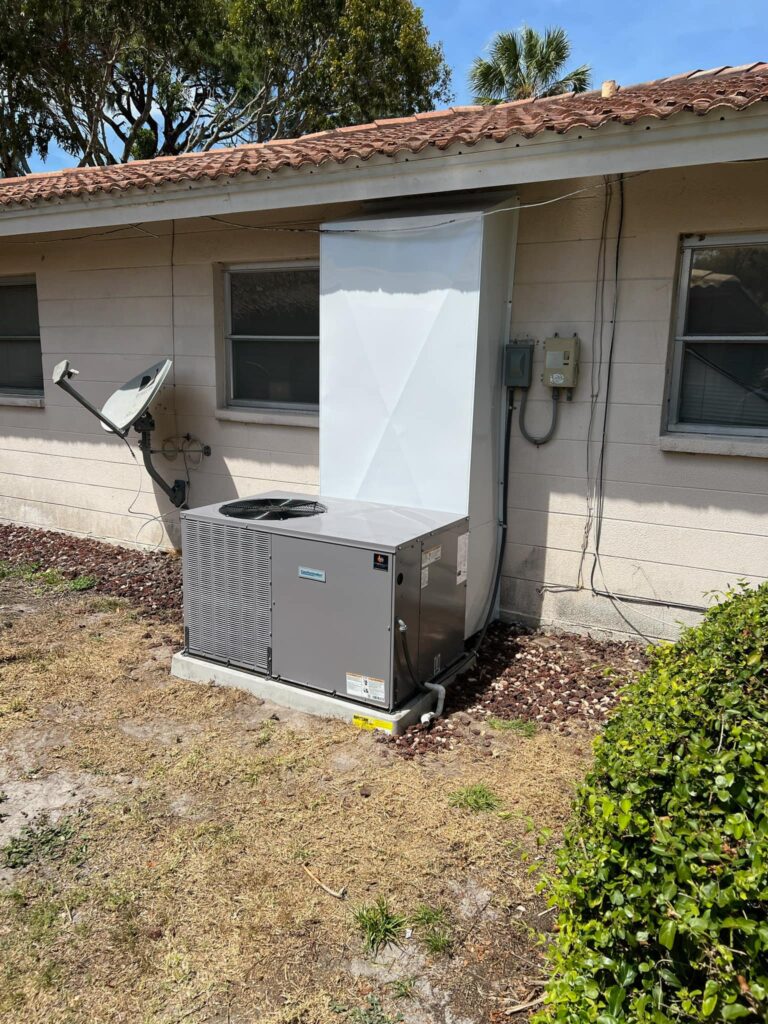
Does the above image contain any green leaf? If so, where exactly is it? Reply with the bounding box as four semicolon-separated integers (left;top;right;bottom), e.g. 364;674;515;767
658;919;677;950
721;1004;751;1020
701;980;719;1017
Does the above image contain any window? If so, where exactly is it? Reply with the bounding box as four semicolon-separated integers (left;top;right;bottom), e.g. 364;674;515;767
225;265;319;410
668;235;768;435
0;277;43;398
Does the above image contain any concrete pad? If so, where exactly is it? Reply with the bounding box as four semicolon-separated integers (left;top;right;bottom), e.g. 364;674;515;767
170;652;438;735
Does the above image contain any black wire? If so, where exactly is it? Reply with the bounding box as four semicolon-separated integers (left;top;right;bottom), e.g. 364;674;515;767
578;177;613;586
587;177;707;624
589;175;624;596
470;386;515;653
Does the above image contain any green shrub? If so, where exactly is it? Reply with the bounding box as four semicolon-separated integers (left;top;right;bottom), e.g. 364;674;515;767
535;583;768;1024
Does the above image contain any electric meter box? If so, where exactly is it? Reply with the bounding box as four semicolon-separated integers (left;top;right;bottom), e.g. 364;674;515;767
543;335;580;388
181;492;469;713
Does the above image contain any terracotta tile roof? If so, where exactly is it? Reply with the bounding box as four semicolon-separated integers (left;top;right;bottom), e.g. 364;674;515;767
1;62;767;210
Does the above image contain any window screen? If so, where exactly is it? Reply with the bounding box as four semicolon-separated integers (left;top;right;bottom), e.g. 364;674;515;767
670;240;768;434
226;267;319;409
0;278;43;396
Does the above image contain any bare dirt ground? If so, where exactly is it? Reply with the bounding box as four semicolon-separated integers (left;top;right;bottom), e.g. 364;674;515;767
0;572;642;1024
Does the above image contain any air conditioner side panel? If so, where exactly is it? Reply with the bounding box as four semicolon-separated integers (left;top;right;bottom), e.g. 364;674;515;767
182;518;271;672
417;523;467;681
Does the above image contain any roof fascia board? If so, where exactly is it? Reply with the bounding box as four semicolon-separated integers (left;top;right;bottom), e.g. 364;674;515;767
2;106;768;239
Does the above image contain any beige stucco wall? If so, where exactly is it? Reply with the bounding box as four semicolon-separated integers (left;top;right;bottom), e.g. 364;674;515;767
0;162;766;639
503;162;768;640
0;209;355;549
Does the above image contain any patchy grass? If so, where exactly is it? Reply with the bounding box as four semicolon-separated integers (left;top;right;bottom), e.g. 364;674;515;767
0;579;594;1024
422;926;452;955
410;903;448;929
388;978;416;1000
448;783;502;813
68;574;97;591
336;995;404;1024
0;561;96;593
1;815;86;870
353;897;407;952
487;716;537;737
411;904;453;955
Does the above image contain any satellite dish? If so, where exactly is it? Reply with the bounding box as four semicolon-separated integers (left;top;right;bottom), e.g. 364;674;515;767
100;359;172;435
51;357;203;509
52;357;172;437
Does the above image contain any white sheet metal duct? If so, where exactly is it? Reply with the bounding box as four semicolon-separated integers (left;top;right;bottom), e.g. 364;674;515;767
320;203;516;635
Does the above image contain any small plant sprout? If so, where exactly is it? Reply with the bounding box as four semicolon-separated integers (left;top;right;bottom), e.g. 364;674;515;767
448;784;501;813
1;815;86;870
422;927;452;955
410;904;453;955
388;977;417;999
69;575;97;592
353;897;406;953
410;904;448;929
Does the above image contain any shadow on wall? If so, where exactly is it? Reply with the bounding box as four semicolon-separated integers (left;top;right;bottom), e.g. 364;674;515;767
498;165;768;643
499;355;768;643
0;375;239;554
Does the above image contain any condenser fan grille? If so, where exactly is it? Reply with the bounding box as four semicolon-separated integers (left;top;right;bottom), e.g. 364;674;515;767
219;498;328;521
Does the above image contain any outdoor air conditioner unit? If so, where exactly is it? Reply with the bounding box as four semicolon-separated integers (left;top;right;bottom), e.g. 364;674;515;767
180;491;469;713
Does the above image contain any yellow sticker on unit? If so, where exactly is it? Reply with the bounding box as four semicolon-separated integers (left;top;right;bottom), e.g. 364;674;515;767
352;714;394;733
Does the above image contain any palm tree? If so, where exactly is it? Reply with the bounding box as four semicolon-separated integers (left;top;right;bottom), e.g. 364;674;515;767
469;26;591;104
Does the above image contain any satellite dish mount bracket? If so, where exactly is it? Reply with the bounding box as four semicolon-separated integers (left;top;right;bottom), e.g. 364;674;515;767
134;413;187;509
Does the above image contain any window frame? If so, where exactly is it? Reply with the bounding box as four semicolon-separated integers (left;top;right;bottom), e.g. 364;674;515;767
667;232;768;438
0;274;44;401
223;261;320;413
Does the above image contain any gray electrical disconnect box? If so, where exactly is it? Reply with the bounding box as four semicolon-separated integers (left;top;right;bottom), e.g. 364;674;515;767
543;335;580;388
504;341;534;388
181;492;468;713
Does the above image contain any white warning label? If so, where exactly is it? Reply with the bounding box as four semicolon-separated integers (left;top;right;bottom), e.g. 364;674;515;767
346;673;385;703
421;567;429;589
456;531;469;585
422;545;442;567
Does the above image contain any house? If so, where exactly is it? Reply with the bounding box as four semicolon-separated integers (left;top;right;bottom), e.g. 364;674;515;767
1;63;767;641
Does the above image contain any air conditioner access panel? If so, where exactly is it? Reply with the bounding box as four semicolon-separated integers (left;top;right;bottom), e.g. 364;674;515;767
269;521;466;711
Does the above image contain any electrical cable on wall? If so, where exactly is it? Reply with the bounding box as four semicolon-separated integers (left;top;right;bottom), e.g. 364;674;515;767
539;174;708;639
518;387;560;446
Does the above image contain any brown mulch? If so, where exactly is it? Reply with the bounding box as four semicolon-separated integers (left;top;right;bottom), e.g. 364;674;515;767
385;624;647;756
0;523;647;752
0;523;182;616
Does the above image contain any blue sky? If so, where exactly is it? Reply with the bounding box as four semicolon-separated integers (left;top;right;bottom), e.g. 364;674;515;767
30;0;768;172
423;0;768;103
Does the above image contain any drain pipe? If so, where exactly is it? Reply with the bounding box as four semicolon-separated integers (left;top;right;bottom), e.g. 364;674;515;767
396;618;447;719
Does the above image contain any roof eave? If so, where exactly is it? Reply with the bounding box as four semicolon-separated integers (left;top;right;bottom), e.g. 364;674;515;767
2;105;768;239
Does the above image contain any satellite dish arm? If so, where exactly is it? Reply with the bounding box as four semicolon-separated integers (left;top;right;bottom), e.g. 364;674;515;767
51;360;127;436
134;413;187;509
